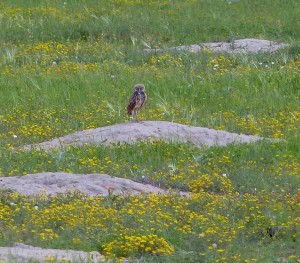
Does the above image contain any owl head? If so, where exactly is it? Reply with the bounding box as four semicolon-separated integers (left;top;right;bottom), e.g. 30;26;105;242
133;84;145;93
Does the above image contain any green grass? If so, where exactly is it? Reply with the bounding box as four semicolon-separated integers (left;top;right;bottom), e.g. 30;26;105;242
1;140;299;195
0;0;299;262
1;0;300;45
0;50;299;146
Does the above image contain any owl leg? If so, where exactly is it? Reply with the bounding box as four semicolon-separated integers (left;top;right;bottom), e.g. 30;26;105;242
129;112;140;123
128;110;137;122
135;110;142;122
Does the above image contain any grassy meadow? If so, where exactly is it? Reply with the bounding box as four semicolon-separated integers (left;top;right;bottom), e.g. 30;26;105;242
0;0;299;262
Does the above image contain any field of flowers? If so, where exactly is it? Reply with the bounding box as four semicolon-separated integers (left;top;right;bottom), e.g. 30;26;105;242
0;0;299;262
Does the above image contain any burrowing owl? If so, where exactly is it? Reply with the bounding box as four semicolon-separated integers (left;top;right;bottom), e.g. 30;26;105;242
127;84;147;118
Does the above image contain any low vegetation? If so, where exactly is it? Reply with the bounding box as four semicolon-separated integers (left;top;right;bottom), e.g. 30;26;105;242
0;0;299;262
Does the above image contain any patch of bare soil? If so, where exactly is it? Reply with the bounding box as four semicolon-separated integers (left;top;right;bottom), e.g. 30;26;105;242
0;242;104;263
145;38;287;54
24;121;263;151
0;172;189;197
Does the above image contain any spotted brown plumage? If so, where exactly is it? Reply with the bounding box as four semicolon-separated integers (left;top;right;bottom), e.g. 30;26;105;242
127;84;147;117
